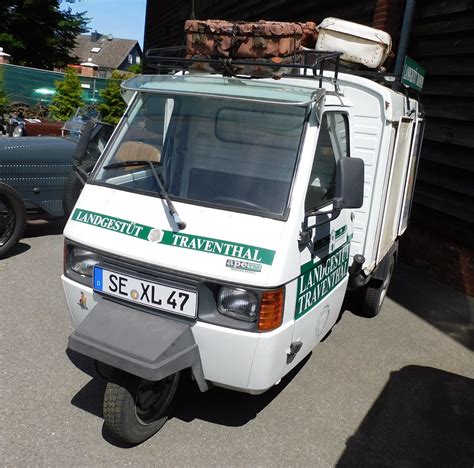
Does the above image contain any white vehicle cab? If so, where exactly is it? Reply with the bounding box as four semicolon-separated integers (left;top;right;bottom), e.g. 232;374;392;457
62;50;424;444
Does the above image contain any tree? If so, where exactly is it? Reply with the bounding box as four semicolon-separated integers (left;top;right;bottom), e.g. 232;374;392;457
127;63;142;74
99;70;134;125
49;67;84;121
0;1;89;70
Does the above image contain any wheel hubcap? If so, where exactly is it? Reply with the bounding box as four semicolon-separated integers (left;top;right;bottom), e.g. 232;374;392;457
0;195;15;247
135;375;175;425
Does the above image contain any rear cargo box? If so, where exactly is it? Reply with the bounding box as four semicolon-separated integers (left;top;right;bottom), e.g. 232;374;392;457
316;17;392;69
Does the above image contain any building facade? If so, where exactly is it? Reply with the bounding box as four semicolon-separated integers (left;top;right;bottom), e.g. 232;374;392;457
72;32;142;78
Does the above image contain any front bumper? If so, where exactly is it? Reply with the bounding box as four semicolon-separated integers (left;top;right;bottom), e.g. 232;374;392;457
62;275;294;393
68;297;208;390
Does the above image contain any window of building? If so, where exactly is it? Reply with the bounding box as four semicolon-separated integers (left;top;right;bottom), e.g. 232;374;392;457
128;54;133;64
91;47;101;53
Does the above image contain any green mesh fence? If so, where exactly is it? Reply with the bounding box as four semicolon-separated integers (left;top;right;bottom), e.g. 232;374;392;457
0;63;108;108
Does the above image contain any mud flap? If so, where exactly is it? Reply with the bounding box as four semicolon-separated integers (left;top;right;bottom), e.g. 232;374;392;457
68;300;208;391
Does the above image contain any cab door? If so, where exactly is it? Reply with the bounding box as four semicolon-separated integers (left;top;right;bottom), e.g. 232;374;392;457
288;111;354;369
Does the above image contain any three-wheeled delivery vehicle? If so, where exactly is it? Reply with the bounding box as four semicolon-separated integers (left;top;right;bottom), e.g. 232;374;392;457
62;20;424;444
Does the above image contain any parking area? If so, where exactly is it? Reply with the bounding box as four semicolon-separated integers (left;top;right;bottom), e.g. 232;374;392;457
1;221;473;466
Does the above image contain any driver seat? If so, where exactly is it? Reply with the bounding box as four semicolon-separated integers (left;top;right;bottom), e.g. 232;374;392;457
116;141;161;163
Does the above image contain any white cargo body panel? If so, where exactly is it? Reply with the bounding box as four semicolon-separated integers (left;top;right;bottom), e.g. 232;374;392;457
316;17;392;69
294;71;419;272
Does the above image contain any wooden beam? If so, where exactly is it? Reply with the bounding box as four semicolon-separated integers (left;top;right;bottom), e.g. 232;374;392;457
422;96;474;121
421;141;474;171
415;55;474;75
422;77;474;97
410;33;474;57
413;183;474;223
419;0;474;19
413;13;474;36
417;160;474;196
424;118;474;147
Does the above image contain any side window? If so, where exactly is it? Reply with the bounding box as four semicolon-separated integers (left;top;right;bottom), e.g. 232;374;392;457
85;123;114;159
305;113;349;212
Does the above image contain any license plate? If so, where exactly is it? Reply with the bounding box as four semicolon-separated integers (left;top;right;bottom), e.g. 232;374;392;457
93;266;197;318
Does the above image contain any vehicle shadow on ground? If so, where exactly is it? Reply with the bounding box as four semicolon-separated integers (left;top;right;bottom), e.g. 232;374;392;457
24;218;67;238
388;262;474;350
6;219;67;259
172;354;310;427
5;242;31;258
337;365;474;466
67;349;311;448
67;350;107;420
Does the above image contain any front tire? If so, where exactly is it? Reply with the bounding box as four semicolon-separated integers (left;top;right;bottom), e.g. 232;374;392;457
0;183;26;259
103;369;179;444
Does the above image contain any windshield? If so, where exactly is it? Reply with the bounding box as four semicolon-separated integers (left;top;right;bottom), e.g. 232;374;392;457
94;93;307;217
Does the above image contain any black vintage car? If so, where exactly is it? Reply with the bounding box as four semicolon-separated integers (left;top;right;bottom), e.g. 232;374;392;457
0;121;114;258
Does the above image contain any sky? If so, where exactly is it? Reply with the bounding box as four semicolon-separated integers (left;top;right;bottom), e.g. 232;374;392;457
60;0;147;48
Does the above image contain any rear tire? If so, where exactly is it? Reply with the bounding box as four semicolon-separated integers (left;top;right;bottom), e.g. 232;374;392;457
103;369;179;445
0;183;26;259
362;255;395;318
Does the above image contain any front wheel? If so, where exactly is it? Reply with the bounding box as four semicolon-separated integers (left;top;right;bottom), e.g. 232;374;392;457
0;182;26;259
103;369;179;444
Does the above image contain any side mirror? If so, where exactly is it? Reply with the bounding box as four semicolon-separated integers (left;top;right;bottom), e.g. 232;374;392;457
333;157;364;210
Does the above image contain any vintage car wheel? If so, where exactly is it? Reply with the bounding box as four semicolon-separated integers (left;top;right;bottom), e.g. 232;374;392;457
0;183;26;259
8;100;30;117
63;160;97;217
103;369;179;445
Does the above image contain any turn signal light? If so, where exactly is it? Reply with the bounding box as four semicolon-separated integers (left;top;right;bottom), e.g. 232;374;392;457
258;288;284;332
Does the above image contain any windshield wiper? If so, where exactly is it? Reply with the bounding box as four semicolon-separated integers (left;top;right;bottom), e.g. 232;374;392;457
103;160;186;230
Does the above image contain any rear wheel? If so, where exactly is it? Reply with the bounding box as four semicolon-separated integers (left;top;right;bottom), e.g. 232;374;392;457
0;183;26;259
103;369;179;445
362;255;395;318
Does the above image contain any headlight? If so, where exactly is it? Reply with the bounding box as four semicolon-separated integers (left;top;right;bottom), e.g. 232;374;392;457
69;247;100;276
217;287;258;322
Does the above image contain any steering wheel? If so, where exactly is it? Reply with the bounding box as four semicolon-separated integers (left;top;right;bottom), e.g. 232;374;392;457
320;185;335;202
212;196;267;212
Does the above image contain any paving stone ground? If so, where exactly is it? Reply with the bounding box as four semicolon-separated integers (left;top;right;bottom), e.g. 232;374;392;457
1;221;473;467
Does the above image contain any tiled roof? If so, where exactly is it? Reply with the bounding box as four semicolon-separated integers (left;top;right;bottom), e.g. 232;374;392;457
72;34;142;69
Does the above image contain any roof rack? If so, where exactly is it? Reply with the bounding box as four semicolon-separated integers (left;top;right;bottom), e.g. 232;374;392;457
145;47;343;89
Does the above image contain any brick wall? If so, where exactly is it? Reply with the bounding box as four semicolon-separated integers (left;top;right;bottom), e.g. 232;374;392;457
372;0;402;35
